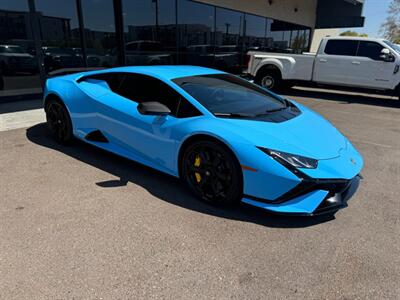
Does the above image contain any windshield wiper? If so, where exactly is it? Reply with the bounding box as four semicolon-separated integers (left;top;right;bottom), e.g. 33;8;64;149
213;112;255;118
265;107;287;113
254;107;287;117
257;99;290;115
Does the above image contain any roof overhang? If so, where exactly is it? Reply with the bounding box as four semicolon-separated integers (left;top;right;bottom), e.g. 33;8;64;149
316;0;365;29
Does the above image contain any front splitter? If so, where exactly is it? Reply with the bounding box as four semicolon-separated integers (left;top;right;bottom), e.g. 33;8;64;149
242;175;361;216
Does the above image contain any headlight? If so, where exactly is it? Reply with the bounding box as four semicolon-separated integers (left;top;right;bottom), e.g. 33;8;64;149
258;147;318;169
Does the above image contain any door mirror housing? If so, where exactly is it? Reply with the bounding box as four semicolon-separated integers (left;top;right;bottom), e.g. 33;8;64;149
380;48;394;62
137;101;171;116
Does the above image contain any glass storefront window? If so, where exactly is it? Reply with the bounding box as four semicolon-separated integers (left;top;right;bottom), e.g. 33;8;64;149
215;7;244;73
177;0;214;67
0;0;40;93
0;0;312;97
267;19;309;53
122;0;176;66
81;0;117;67
244;14;266;50
35;0;83;73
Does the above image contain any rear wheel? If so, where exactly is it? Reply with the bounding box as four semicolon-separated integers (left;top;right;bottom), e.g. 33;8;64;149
181;140;242;206
255;69;282;91
45;99;73;144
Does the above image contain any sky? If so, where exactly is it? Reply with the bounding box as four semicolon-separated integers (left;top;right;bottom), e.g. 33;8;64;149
341;0;392;37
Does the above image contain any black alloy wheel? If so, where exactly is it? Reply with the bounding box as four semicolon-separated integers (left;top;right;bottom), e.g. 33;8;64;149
182;140;242;206
46;99;73;144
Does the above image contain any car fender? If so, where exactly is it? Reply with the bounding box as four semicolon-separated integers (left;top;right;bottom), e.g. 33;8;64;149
174;118;301;200
254;56;295;80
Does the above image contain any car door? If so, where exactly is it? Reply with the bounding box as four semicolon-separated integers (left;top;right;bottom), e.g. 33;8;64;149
313;39;359;86
348;41;396;89
94;73;201;174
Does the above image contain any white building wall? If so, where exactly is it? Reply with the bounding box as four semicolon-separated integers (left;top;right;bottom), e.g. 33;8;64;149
196;0;318;28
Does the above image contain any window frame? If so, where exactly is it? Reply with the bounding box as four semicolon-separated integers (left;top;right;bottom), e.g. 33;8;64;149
324;39;359;57
356;41;385;61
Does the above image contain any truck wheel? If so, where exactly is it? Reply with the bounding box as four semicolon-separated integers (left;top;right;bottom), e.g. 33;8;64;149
255;70;282;91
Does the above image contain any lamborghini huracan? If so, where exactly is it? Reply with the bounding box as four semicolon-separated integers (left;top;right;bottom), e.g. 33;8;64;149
43;66;363;216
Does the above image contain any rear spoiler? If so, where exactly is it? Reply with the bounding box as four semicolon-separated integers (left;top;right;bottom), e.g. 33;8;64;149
47;67;105;78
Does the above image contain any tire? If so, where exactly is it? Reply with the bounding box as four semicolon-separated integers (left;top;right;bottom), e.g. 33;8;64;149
181;140;243;206
45;99;73;144
255;69;282;92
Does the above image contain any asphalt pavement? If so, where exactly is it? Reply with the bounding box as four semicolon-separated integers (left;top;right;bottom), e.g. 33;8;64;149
0;88;399;299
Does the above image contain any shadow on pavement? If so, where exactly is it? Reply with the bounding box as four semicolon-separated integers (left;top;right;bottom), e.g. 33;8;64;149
26;123;336;229
284;87;400;108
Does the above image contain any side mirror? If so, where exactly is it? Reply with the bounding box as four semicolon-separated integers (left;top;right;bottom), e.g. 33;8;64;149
137;101;171;116
380;48;394;62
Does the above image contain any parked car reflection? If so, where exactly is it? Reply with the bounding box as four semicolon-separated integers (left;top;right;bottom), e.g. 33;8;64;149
215;45;247;73
42;47;83;72
102;40;174;67
125;40;174;65
0;45;38;74
183;44;245;73
72;48;109;67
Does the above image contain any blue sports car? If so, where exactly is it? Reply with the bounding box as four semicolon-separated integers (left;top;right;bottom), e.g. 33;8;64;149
44;66;363;216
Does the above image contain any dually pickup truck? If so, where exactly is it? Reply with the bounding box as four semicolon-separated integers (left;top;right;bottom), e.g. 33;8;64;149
246;37;400;99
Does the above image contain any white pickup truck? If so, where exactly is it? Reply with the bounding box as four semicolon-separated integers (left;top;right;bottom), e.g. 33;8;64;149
246;37;400;99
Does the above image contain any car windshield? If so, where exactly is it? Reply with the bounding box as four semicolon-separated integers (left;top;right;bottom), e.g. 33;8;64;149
0;45;25;53
173;74;286;116
383;40;400;54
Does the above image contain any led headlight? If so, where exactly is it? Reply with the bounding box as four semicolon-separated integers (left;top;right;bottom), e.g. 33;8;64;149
258;147;318;169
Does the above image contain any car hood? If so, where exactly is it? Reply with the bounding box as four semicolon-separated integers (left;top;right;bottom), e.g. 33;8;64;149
219;104;347;160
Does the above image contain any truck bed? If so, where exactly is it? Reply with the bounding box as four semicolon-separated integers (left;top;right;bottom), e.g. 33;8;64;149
247;51;316;81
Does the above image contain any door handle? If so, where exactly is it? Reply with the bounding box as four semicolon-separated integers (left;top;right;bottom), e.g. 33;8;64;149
351;61;360;65
319;58;327;63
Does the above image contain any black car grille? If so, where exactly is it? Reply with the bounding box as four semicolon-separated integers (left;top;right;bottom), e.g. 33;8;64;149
244;177;352;205
270;178;351;204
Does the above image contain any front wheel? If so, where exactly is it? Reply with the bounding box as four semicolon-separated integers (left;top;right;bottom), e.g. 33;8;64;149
181;140;243;206
46;99;73;144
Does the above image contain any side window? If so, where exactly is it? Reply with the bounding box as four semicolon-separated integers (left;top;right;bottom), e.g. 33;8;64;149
177;98;202;118
100;73;125;92
357;41;384;60
78;73;124;92
324;40;359;56
117;74;201;118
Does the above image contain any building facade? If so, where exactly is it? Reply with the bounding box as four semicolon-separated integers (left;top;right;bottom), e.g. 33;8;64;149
0;0;364;95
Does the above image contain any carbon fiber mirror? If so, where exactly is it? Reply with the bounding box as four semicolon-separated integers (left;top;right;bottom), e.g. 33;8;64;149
137;101;171;115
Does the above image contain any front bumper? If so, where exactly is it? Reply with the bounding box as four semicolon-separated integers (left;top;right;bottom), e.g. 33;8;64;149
242;175;361;216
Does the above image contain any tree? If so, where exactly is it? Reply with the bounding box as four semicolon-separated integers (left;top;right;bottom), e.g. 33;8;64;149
340;30;368;37
380;0;400;41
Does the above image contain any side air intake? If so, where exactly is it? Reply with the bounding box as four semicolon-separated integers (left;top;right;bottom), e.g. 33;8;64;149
85;130;109;143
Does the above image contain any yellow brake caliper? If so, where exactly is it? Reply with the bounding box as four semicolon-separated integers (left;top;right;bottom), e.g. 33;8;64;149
194;155;202;183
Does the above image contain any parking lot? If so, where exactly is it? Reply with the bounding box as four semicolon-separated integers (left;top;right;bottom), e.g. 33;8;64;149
0;89;399;299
